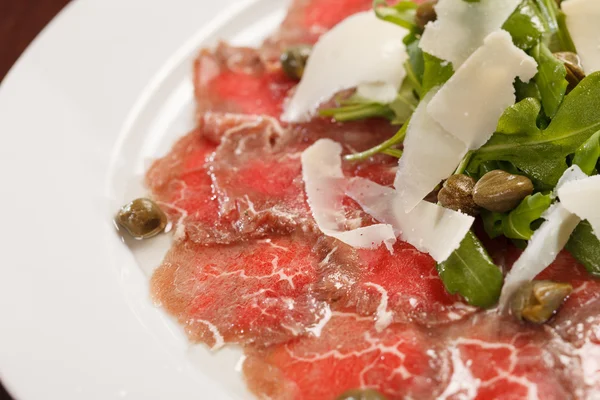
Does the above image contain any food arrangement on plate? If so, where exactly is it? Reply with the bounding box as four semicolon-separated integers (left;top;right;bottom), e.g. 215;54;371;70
115;0;600;398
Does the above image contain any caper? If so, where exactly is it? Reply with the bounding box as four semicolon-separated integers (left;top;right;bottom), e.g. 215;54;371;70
280;45;312;81
510;280;573;324
438;174;480;216
336;388;388;400
116;198;167;239
473;170;534;213
416;0;438;31
554;52;586;92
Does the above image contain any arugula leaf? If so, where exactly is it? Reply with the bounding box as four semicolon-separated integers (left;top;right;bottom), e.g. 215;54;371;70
405;40;424;96
389;83;419;124
373;0;418;30
502;0;546;50
531;43;568;118
573;130;600;176
422;52;453;97
437;231;503;308
555;9;576;53
482;210;504;239
471;72;600;188
566;221;600;277
515;78;542;103
502;193;552;240
535;0;558;38
496;98;542;136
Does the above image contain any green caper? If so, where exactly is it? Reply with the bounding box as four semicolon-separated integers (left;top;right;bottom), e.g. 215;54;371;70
554;52;586;92
510;280;573;324
438;174;480;216
416;0;438;31
116;198;167;239
473;170;534;213
280;45;312;81
336;389;388;400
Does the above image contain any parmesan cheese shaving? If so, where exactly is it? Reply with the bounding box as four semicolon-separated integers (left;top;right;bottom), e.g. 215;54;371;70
499;203;581;308
301;139;396;250
282;11;409;122
356;82;399;104
558;174;600;239
394;88;468;212
346;177;474;263
499;166;587;307
562;0;600;74
419;0;521;68
427;30;538;150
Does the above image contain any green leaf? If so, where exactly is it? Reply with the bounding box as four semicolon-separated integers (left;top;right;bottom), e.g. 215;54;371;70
388;81;419;124
531;43;568;118
437;231;503;308
373;0;418;30
482;210;505;239
573;130;600;176
502;193;552;240
515;78;542;103
502;0;546;50
535;0;558;38
497;98;542;136
471;72;600;188
405;40;424;96
555;9;576;52
422;52;454;96
566;221;600;277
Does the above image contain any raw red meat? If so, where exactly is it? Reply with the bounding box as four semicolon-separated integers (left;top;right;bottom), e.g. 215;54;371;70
243;313;446;400
313;239;475;326
145;1;600;398
151;234;329;347
262;0;374;62
261;0;427;63
146;129;238;244
243;311;596;400
148;112;399;245
194;43;296;117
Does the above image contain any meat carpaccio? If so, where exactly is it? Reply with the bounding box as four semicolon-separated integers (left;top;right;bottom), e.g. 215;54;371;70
146;0;600;398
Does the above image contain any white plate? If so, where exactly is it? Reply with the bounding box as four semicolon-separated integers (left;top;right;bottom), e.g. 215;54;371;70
0;0;289;399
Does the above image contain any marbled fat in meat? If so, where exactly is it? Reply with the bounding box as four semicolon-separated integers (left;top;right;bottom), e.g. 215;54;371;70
151;234;329;347
194;43;296;119
144;0;600;398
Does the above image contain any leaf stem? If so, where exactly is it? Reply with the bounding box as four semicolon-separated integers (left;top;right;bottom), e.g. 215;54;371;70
454;151;474;175
344;124;408;161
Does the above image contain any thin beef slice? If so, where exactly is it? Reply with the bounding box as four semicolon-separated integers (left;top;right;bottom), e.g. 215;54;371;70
243;312;590;400
194;43;295;118
151;234;328;347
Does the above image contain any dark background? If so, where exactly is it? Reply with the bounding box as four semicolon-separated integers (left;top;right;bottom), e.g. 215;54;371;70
0;0;71;81
1;0;72;396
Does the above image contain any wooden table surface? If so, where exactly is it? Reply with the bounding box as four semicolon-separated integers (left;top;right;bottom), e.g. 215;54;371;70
1;1;72;396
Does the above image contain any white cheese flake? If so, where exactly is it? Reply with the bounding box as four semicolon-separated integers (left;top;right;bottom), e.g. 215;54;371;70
499;203;581;308
562;0;600;74
346;177;474;263
499;166;587;308
394;88;468;212
558;174;600;240
301;139;396;250
356;82;398;104
282;11;409;122
419;0;521;68
427;30;538;150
